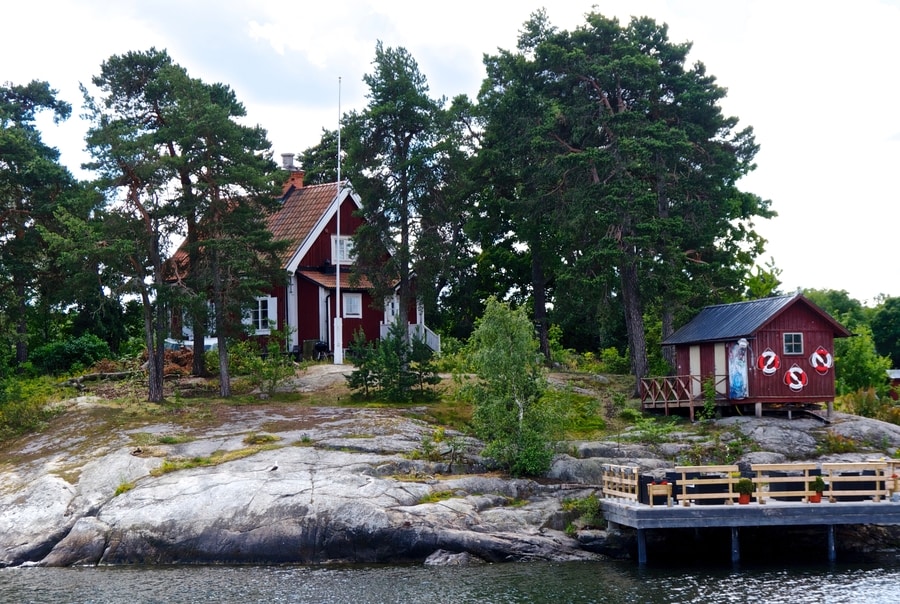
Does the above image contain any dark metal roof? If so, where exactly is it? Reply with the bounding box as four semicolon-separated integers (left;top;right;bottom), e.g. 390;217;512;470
662;294;851;346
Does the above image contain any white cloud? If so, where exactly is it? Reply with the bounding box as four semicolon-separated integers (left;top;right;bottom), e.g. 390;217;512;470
5;0;899;303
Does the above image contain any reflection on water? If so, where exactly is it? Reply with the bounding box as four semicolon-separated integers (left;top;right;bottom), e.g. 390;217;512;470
2;561;900;603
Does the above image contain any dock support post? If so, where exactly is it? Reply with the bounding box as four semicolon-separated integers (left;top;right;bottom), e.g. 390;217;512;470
731;527;740;564
827;525;836;562
754;402;762;417
637;528;647;565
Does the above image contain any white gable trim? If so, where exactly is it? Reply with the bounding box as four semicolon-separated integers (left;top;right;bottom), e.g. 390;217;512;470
285;184;363;274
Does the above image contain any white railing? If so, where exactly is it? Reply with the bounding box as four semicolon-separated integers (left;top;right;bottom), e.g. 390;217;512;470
379;323;441;353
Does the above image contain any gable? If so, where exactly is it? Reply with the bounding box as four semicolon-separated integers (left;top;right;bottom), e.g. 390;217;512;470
267;181;363;273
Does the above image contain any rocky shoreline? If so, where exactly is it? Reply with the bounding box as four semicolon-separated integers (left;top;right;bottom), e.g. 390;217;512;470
4;370;900;567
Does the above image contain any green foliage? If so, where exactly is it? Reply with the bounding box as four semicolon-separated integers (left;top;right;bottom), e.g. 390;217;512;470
29;334;111;375
819;431;860;455
346;322;440;401
627;415;679;445
466;297;562;476
418;490;454;504
838;388;900;425
735;477;754;495
872;296;900;367
697;377;718;421
114;480;136;496
834;325;891;395
0;375;67;440
562;494;604;529
599;347;631;375
809;475;826;493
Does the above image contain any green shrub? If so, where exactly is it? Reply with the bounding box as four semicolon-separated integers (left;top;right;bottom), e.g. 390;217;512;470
346;322;440;401
30;334;112;375
599;347;631;374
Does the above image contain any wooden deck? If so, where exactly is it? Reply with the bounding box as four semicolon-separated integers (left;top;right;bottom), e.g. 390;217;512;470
599;462;900;564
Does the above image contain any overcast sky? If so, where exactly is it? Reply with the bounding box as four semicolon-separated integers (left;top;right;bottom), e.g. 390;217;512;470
5;0;898;306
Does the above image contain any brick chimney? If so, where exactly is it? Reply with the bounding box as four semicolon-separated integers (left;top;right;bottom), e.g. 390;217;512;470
280;153;305;195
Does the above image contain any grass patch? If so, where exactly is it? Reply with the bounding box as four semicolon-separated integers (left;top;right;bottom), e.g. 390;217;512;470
243;432;280;445
114;480;135;496
418;490;455;504
150;443;281;476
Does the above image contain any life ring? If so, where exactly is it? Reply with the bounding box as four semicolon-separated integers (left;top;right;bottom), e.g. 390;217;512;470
783;365;808;392
809;346;833;375
757;349;780;376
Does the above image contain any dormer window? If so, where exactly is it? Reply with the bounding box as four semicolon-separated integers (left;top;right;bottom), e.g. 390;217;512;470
332;235;355;265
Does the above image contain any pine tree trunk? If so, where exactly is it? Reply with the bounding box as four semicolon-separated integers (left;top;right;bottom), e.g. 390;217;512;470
620;255;649;396
532;252;551;363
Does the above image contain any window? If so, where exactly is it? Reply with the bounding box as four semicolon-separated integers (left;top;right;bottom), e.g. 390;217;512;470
332;235;355;264
783;332;803;355
246;296;276;333
343;293;362;318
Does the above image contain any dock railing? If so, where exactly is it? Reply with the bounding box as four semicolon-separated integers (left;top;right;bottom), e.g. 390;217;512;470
673;464;741;506
601;464;640;501
611;462;898;507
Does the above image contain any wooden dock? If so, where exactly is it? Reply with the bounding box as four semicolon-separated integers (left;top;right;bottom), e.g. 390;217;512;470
598;462;900;564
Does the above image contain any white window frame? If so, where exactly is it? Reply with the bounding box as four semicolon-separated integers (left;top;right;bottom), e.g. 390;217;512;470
783;332;803;356
343;292;363;319
332;235;355;265
245;296;277;334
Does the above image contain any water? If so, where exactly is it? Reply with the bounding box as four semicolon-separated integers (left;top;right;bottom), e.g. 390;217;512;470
2;561;900;604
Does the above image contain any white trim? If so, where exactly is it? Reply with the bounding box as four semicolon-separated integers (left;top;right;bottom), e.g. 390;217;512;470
331;234;355;265
284;185;363;274
245;296;276;334
318;286;330;342
343;292;363;318
286;272;298;348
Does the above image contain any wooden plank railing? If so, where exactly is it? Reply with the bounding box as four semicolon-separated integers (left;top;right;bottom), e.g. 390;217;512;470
640;375;728;420
599;462;899;506
673;465;741;506
820;462;890;502
601;464;640;501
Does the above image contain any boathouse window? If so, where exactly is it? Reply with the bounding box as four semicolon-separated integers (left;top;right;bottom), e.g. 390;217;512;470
783;332;803;355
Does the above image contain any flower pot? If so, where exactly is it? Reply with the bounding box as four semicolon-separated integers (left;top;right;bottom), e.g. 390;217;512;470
809;492;822;503
738;493;751;505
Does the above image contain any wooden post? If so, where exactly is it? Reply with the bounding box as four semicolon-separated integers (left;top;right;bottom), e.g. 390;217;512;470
731;527;740;564
827;524;836;562
637;528;647;565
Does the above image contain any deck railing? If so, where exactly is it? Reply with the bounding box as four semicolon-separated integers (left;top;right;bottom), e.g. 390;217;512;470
640;374;728;419
602;462;897;507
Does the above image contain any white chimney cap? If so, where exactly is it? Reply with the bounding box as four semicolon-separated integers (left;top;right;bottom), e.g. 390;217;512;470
281;153;296;170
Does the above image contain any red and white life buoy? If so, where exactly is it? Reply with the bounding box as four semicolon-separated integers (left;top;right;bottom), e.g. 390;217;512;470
783;364;808;392
809;346;833;375
757;348;780;376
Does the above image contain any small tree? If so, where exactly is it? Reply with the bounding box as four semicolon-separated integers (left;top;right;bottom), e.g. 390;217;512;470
346;322;439;401
467;297;560;476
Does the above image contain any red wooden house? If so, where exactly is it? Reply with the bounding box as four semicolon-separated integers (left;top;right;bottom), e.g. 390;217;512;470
641;294;852;420
174;154;439;358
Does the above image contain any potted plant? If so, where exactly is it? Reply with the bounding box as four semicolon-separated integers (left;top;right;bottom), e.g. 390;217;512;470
735;477;754;504
809;475;826;503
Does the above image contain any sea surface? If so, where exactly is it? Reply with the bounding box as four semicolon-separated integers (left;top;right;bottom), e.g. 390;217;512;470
2;560;900;604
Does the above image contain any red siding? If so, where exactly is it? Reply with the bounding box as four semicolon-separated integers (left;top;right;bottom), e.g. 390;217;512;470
746;304;837;403
302;201;363;267
296;278;321;341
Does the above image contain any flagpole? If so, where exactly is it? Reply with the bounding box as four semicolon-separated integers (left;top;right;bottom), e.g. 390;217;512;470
333;76;344;364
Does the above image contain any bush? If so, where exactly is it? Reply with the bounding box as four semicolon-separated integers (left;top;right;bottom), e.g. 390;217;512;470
30;334;112;375
599;347;631;374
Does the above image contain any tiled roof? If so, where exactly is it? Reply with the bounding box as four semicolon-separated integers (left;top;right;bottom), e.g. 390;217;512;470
297;269;373;290
269;181;344;267
662;294;851;345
